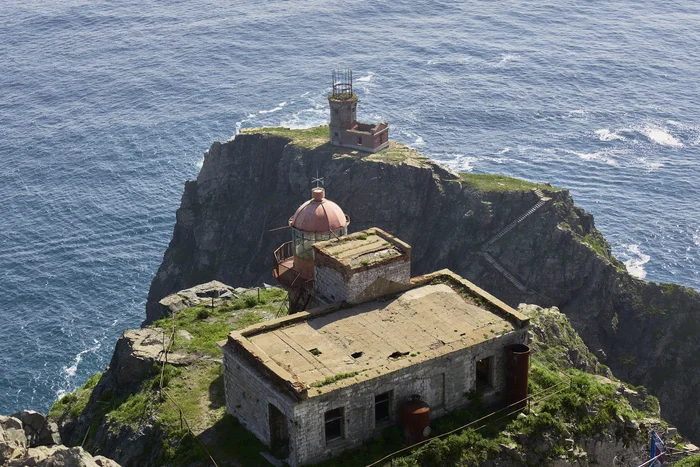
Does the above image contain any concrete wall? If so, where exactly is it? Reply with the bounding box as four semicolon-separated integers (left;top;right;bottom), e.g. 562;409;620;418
291;329;528;465
313;257;410;304
221;346;300;463
223;324;528;466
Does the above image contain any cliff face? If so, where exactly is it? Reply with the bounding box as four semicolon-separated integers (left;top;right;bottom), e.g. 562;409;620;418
147;126;700;442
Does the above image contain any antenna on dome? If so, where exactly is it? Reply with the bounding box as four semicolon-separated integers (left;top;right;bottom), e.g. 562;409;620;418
312;170;324;188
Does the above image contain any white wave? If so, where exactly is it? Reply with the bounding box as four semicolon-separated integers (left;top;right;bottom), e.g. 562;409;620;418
564;149;619;166
427;56;471;66
258;101;288;115
619;244;650;279
595;128;626;141
641;125;683;147
414;136;424;146
356;72;374;82
636;157;663;171
694;231;700;247
499;147;511;154
279;106;327;129
63;341;100;378
497;53;519;66
666;119;682;126
439;154;477;172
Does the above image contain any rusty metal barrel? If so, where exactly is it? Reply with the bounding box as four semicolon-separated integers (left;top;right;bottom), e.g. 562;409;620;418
506;343;531;410
401;395;431;443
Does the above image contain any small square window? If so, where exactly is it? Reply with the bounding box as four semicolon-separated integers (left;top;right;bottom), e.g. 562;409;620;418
334;132;339;137
324;407;344;442
375;391;392;424
476;356;494;389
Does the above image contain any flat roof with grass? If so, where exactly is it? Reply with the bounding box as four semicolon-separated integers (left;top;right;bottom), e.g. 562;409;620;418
313;227;410;271
223;270;529;399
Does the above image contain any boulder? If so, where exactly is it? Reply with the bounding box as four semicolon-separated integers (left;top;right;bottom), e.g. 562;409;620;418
94;455;122;467
11;410;61;447
7;445;102;467
109;328;193;391
0;416;27;463
154;280;239;321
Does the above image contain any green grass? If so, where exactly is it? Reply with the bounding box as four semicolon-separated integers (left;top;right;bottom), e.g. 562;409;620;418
310;371;359;388
459;173;559;192
49;372;103;420
675;457;700;467
240;125;329;148
152;288;285;357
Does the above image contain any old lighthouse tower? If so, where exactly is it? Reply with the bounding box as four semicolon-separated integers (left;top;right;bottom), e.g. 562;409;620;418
328;69;389;152
272;187;349;312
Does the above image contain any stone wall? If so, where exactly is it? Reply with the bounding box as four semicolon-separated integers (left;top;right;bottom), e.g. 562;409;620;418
292;329;527;465
222;326;527;466
314;258;410;304
221;346;299;463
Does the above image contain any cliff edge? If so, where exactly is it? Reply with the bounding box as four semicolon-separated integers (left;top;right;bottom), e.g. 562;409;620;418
146;125;700;442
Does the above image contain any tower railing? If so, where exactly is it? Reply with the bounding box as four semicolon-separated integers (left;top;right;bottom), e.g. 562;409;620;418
332;69;353;97
273;241;294;271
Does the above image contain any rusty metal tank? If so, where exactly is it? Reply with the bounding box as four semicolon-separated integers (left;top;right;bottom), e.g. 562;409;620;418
506;343;532;410
401;395;431;443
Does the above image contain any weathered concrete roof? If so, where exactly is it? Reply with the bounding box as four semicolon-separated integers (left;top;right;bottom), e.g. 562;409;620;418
221;270;529;400
313;227;410;270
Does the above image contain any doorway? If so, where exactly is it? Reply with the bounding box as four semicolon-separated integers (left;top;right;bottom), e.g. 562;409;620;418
268;403;290;458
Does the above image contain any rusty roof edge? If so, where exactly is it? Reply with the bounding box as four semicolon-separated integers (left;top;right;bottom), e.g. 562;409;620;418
410;269;530;328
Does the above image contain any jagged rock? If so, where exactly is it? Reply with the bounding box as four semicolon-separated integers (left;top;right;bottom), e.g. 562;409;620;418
11;410;61;447
109;328;193;391
7;445;110;467
522;305;613;378
0;416;27;463
152;281;238;322
93;455;121;467
176;329;193;341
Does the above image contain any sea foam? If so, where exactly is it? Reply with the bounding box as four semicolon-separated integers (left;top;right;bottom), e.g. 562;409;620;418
641;125;683;147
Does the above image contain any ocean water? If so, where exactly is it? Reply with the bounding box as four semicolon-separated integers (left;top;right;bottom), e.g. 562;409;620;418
1;0;699;414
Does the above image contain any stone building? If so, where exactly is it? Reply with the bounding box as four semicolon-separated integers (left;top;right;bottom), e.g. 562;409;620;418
328;69;389;153
221;225;530;466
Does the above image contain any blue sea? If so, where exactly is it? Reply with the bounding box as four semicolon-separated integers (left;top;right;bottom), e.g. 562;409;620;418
1;0;699;414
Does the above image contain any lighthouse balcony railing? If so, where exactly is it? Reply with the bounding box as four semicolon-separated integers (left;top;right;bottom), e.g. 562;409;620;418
273;241;295;275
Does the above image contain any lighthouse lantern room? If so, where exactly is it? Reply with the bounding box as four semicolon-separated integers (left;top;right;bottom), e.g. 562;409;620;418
272;187;349;312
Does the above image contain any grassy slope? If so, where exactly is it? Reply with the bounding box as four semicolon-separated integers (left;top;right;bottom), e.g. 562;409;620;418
49;288;287;467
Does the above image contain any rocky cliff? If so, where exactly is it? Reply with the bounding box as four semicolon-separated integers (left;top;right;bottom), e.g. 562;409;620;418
50;279;696;466
146;126;700;443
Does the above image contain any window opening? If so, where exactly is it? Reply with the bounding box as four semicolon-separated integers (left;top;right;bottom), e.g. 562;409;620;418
476;356;493;389
375;391;392;424
324;407;344;442
358;136;363;145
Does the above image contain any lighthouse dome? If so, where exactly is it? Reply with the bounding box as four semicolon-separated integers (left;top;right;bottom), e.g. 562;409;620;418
289;188;349;233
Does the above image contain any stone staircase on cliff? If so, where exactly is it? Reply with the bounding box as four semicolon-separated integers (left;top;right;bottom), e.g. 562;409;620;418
478;252;528;292
481;193;550;251
478;189;551;294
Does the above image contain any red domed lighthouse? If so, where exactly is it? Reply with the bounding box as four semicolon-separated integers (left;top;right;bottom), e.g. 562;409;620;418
273;187;349;312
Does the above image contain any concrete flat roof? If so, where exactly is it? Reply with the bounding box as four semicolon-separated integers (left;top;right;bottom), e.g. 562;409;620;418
313;227;410;271
230;280;522;398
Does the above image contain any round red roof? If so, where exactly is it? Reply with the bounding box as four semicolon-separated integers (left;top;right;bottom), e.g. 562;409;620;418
289;188;349;233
